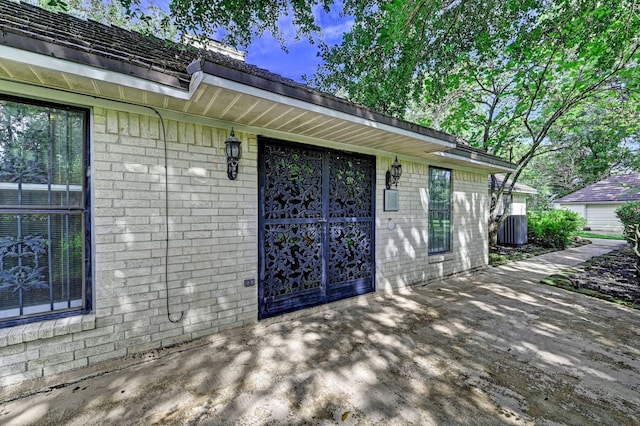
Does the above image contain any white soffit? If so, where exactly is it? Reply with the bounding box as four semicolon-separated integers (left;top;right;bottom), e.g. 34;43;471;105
0;45;513;167
189;72;456;156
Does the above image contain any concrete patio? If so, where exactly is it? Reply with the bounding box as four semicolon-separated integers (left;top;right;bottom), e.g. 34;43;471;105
1;239;637;425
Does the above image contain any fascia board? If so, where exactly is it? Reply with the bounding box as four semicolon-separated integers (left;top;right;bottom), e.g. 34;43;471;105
430;150;516;173
196;71;457;151
0;45;192;100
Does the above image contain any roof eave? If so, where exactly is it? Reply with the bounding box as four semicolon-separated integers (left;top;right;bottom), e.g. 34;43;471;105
556;198;639;204
1;23;512;170
187;58;458;151
0;29;189;89
437;147;516;173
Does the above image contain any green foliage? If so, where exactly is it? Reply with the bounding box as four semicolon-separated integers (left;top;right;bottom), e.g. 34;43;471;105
35;0;177;40
528;210;585;249
578;232;625;241
314;1;640;116
126;0;333;48
311;0;639;247
525;99;640;202
616;201;640;243
0;99;84;186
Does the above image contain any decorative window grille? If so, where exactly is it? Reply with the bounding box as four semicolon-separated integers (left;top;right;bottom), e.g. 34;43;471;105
428;167;452;254
0;96;90;325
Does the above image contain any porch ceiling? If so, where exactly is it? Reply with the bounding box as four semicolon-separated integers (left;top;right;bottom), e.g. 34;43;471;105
0;53;460;160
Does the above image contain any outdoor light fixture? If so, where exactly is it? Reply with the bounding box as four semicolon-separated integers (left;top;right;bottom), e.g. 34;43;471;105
385;156;402;189
224;128;242;180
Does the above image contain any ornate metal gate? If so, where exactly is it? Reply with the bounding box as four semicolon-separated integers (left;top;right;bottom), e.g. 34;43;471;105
258;137;375;319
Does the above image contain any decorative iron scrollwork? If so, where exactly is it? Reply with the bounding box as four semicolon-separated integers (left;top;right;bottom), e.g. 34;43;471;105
263;144;323;220
329;221;373;284
263;223;322;298
259;139;375;318
329;154;373;218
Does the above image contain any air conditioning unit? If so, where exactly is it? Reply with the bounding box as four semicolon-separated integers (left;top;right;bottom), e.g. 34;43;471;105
498;215;528;246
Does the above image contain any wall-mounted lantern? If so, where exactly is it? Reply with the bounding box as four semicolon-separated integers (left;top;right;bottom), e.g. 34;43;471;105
385;156;402;189
224;128;242;180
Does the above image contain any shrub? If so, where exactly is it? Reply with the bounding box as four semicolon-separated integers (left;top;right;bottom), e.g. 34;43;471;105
528;209;585;249
615;201;640;243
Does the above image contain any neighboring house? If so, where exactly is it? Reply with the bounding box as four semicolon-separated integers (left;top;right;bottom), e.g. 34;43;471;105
489;174;538;216
0;0;514;386
489;174;538;245
554;174;640;233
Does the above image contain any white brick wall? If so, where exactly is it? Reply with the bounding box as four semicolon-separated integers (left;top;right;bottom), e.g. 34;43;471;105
375;158;489;291
1;106;489;387
1;107;258;387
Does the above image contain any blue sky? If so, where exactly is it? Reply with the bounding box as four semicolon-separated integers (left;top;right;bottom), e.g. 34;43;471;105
243;4;353;82
143;0;352;83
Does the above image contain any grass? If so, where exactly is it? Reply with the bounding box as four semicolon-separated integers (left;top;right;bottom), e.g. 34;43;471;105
578;231;625;240
489;247;551;267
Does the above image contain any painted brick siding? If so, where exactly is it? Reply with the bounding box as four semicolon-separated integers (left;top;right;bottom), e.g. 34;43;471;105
375;158;489;290
0;107;258;387
92;108;259;346
1;109;490;386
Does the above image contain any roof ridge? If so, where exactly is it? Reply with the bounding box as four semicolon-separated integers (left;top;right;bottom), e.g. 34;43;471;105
555;173;640;203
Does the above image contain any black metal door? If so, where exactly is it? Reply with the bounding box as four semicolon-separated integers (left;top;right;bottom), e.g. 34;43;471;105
258;137;375;319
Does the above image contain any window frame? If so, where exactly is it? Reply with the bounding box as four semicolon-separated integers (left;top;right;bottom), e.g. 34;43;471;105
428;166;452;255
0;94;91;328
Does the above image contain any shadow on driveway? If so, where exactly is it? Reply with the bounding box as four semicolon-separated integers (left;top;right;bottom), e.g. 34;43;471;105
1;239;638;425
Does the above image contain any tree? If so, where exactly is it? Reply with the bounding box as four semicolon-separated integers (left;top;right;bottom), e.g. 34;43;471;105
312;0;640;245
59;0;335;48
39;0;334;50
35;0;178;40
525;99;640;205
39;0;640;246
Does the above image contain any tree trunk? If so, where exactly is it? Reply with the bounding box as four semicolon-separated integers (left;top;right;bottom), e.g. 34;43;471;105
488;216;500;247
488;174;511;247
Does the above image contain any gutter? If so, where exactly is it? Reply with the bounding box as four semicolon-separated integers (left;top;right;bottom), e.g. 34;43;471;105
0;44;192;101
439;145;516;173
187;58;458;150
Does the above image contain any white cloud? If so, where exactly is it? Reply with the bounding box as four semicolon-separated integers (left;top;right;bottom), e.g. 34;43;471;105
243;1;356;82
322;19;354;41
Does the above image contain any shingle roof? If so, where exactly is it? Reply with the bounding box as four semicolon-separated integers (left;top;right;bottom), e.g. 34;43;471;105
0;0;515;170
0;0;320;92
0;0;197;87
555;174;640;203
488;174;538;194
0;0;457;142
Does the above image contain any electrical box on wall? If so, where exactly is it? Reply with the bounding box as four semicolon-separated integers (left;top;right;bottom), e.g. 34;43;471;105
384;189;399;211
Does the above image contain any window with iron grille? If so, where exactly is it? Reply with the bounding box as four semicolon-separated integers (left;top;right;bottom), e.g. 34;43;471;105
0;95;90;326
428;167;452;254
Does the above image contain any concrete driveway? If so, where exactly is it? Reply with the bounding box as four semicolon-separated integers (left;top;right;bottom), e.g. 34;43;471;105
1;239;638;425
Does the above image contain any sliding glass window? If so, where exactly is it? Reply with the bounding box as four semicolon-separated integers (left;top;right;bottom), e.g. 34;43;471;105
428;167;452;255
0;95;90;325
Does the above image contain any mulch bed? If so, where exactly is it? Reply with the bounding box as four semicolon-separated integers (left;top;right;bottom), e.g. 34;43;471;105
489;238;591;266
542;246;640;308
